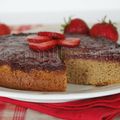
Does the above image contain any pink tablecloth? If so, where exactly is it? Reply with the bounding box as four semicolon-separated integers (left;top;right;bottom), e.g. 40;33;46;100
0;101;59;120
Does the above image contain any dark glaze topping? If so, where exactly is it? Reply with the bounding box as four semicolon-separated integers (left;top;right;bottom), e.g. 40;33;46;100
0;33;65;71
0;33;120;72
64;34;120;62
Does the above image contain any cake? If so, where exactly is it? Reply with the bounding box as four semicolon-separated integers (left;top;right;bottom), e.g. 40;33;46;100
0;34;67;91
0;32;120;91
63;34;120;86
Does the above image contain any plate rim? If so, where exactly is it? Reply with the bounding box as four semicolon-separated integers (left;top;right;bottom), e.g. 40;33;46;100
0;84;120;103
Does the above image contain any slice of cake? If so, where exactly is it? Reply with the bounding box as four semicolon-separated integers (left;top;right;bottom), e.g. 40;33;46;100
63;35;120;86
0;34;67;91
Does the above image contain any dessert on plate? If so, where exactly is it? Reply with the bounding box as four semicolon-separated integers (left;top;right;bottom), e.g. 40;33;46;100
62;17;119;86
64;34;120;86
0;34;67;91
0;18;119;91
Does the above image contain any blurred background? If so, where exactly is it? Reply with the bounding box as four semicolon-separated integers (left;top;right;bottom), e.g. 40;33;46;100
0;0;120;24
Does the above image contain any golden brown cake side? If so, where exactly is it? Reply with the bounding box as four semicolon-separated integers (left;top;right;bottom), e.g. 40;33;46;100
0;65;67;91
63;35;120;86
65;58;120;86
0;34;67;91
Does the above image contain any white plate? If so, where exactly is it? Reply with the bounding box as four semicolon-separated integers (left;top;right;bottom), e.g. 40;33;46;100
0;83;120;103
0;12;120;103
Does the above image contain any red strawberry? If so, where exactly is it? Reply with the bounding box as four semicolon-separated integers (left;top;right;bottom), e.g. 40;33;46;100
62;18;89;34
90;21;118;42
29;40;57;51
38;32;65;39
58;38;80;48
27;36;51;43
0;23;11;35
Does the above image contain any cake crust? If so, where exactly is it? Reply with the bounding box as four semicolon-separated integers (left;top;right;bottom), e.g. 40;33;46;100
0;65;67;91
64;35;120;62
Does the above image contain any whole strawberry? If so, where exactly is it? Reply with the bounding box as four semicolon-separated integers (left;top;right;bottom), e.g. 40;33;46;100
62;18;89;34
90;19;118;42
0;23;11;35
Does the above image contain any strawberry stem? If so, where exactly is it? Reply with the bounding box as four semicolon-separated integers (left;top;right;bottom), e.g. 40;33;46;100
64;18;68;24
68;16;72;24
101;16;116;26
61;16;73;33
102;16;107;23
109;20;113;24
